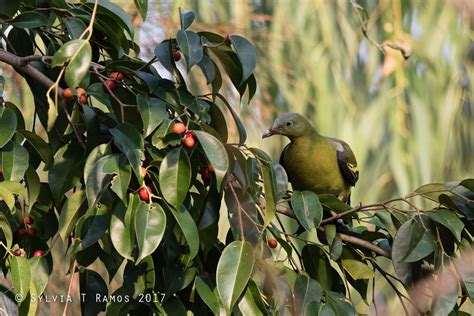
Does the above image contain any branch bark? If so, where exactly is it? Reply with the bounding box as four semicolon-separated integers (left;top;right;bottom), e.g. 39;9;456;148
0;49;55;89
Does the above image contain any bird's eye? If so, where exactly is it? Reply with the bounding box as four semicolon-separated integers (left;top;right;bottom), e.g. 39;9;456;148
286;121;293;127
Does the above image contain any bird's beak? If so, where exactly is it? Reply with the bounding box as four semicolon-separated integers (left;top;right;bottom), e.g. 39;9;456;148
262;128;275;139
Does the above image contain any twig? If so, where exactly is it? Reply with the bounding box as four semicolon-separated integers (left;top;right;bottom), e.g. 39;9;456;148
62;260;77;316
61;99;86;149
228;180;245;241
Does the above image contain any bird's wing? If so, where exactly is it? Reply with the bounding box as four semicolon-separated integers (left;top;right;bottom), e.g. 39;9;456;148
279;143;292;182
329;138;359;186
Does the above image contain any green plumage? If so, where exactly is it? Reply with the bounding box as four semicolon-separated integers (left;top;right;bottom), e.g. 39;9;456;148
263;112;359;202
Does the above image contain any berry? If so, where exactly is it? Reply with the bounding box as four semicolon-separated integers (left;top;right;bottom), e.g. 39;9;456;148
173;50;181;61
27;227;38;237
110;71;124;81
140;166;147;177
0;167;3;174
13;249;24;256
79;95;88;105
172;122;187;134
33;250;44;257
201;165;213;182
76;87;86;96
103;79;116;93
268;239;278;248
62;88;74;101
224;34;232;46
138;186;152;202
23;215;34;225
17;227;27;238
183;132;196;148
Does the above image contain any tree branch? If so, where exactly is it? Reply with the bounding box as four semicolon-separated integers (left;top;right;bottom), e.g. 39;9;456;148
0;49;56;89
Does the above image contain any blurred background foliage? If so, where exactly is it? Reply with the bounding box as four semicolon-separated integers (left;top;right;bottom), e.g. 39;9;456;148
134;0;473;205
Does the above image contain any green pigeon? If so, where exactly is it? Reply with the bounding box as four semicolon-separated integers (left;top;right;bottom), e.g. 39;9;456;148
262;112;359;204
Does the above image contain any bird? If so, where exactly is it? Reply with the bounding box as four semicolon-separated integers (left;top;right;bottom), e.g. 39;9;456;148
262;112;359;204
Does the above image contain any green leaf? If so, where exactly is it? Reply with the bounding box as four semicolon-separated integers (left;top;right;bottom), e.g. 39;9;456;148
10;256;31;303
29;256;49;295
229;35;257;83
80;269;108;315
159;148;191;209
197;54;216;84
193;130;229;189
402;221;435;262
58;190;87;240
84;144;111;185
0;213;12;249
213;94;247;145
1;142;28;181
51;39;92;89
428;209;465;242
11;11;46;28
63;17;87;39
391;219;414;285
137;95;167;137
293;275;322;316
342;260;375;280
0;0;19;17
85;155;123;209
110;195;138;261
48;144;83;203
195;276;219;314
179;10;195;30
262;163;276;228
0;107;17;148
87;0;134;37
170;205;200;265
177;30;203;70
154;40;174;73
134;0;148;20
291;191;323;231
17;130;52;167
216;241;255;312
134;202;166;263
110;123;144;183
460;178;474;191
432;268;459;316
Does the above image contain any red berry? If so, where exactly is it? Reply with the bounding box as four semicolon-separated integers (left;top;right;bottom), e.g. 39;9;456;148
33;250;44;257
224;34;232;46
110;71;124;81
183;132;196;148
268;239;278;248
0;167;3;174
172;122;187;134
27;227;38;237
62;88;74;101
173;50;181;61
138;186;152;202
201;166;213;182
13;249;25;257
23;215;34;225
17;227;27;238
76;87;86;96
103;79;116;93
78;95;88;105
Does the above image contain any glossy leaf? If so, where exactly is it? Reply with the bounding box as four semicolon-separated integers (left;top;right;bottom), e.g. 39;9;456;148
262;163;276;228
29;256;49;295
110;123;144;183
342;260;375;280
291;191;323;231
177;30;203;70
159;148;191;209
1;142;28;181
432;268;459;316
11;11;46;28
195;276;219;314
402;221;435;262
17;130;52;167
134;202;166;263
0;213;12;249
58;190;87;240
134;0;148;20
194;130;229;189
229;35;257;83
137;95;167;137
170;205;200;265
154;40;174;73
80;269;108;315
0;107;17;148
428;209;464;242
179;10;195;30
10;256;30;303
294;275;322;315
216;241;255;312
51;39;92;89
48;144;83;203
111;195;138;261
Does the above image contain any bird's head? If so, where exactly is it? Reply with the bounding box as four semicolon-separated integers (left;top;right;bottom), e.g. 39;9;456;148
262;112;314;139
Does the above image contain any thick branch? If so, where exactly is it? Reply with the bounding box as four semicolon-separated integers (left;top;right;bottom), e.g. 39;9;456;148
0;49;55;89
